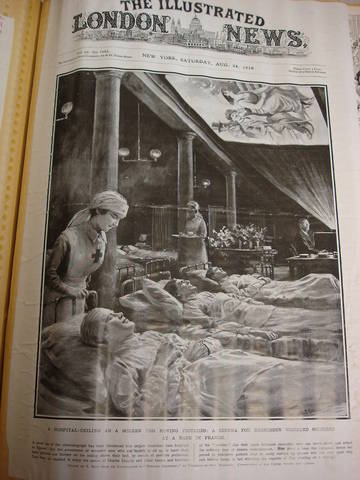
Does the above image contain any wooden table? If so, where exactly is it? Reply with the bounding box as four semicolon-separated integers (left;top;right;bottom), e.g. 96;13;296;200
287;255;339;279
210;248;277;278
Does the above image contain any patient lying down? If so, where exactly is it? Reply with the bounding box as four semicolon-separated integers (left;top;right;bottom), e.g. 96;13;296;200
187;267;340;310
162;278;342;339
38;307;222;417
38;307;347;418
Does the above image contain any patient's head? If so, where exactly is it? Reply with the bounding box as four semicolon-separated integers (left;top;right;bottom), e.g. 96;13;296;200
81;308;135;346
164;278;197;302
206;266;228;283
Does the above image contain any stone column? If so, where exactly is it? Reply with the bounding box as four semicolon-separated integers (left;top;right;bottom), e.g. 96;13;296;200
225;171;237;227
177;131;196;231
91;70;125;309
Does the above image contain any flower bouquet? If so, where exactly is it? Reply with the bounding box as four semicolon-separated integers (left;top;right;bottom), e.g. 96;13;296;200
208;226;235;249
209;224;267;249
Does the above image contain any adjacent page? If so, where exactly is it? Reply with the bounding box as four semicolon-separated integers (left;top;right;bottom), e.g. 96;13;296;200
348;4;360;120
2;0;360;478
0;14;14;126
0;0;42;373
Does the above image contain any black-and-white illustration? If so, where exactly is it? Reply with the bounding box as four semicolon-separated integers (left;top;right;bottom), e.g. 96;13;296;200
35;69;347;419
167;77;327;144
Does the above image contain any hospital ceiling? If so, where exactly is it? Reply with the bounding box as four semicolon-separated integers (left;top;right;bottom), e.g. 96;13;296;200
122;71;329;218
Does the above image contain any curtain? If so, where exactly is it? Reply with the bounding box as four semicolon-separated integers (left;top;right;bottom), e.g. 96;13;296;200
236;145;336;229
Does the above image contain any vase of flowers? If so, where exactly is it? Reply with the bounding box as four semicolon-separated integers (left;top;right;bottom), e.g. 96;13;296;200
208;226;235;249
232;223;266;249
232;224;248;246
208;223;268;274
209;224;267;250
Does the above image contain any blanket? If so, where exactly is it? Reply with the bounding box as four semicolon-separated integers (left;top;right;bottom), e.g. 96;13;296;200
37;320;347;418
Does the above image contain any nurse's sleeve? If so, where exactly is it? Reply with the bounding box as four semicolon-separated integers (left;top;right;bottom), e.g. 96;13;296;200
46;233;72;294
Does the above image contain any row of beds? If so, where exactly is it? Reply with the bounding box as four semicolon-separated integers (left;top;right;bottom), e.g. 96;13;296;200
114;258;347;418
42;257;347;418
115;258;343;365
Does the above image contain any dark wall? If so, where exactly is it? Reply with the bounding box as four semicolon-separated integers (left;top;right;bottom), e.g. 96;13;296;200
118;90;178;206
47;70;179;247
48;71;95;247
47;70;325;251
117;89;179;244
194;151;226;208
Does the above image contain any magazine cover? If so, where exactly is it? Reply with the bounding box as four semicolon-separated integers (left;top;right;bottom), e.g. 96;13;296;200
35;68;347;421
3;0;360;479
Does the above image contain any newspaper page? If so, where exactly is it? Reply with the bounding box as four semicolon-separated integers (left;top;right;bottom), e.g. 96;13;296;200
4;0;360;478
348;5;360;121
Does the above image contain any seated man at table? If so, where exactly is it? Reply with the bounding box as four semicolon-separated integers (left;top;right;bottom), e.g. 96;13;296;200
163;277;341;338
204;266;340;310
291;217;318;255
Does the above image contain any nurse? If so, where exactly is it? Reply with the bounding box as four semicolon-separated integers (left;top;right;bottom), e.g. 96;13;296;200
178;201;208;267
43;190;128;326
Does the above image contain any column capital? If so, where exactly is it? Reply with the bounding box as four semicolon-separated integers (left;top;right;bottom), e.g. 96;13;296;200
94;70;126;81
226;170;237;179
178;131;197;142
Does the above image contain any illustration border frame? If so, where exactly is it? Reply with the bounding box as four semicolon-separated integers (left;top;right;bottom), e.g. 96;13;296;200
33;66;350;421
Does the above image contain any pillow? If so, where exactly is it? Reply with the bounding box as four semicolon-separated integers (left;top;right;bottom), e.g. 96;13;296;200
119;290;162;325
157;279;170;289
119;288;181;331
40;319;108;410
41;316;83;365
142;278;182;323
119;290;149;310
184;269;207;279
